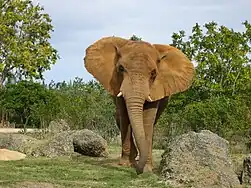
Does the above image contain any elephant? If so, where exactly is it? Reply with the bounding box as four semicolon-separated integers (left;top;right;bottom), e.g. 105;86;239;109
83;36;195;174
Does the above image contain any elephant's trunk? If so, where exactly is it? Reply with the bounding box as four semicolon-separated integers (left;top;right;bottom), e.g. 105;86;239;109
124;95;148;174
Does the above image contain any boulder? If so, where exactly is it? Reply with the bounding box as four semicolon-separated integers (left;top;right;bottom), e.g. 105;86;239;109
160;130;240;188
0;129;108;158
47;119;70;133
240;154;251;185
0;149;26;161
31;129;108;158
31;131;74;158
72;129;108;157
0;133;37;153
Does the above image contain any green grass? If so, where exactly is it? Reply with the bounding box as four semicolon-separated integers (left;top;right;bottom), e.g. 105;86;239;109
0;145;170;188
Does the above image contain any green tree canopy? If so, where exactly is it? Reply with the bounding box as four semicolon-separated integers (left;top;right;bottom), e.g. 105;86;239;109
171;21;251;96
0;0;59;87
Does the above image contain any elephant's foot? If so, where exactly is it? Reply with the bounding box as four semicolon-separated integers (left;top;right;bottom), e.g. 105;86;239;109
143;163;153;173
135;163;153;175
118;157;136;167
118;147;138;167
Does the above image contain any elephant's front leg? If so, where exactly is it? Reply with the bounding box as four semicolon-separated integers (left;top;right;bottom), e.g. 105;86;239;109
116;97;138;167
143;101;159;172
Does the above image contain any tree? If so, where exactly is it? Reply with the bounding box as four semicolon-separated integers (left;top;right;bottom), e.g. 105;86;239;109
0;0;59;87
171;21;251;97
130;35;142;41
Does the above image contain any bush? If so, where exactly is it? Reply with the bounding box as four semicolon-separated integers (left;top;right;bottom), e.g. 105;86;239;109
157;95;251;149
0;81;61;129
48;78;119;141
184;96;250;137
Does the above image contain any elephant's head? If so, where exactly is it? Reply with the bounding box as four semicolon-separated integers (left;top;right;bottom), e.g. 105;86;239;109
84;36;195;174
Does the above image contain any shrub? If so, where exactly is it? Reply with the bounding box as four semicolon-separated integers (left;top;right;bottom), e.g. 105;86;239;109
0;81;60;129
157;95;251;150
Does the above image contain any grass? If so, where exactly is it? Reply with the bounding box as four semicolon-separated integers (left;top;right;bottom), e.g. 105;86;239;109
0;145;170;188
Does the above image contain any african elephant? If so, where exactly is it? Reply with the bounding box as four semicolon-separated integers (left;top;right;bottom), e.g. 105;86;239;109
84;36;195;174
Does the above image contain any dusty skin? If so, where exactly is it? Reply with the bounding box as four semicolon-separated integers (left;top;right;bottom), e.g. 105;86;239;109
84;36;195;174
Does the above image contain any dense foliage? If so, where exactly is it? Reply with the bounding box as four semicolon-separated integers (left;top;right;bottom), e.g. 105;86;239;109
48;78;118;139
0;80;60;130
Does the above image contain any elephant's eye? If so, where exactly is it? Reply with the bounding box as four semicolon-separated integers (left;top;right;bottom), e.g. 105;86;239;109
118;65;125;73
150;69;157;82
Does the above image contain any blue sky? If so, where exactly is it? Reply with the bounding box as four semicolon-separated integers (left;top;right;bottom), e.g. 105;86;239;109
33;0;251;84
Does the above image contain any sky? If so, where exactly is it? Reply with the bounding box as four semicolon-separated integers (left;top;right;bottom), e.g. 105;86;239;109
33;0;251;84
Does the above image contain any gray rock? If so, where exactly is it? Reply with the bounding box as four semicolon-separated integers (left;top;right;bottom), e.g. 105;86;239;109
72;129;108;157
31;129;108;158
240;154;251;185
0;133;37;153
31;131;74;158
0;129;108;158
47;119;70;133
160;130;240;188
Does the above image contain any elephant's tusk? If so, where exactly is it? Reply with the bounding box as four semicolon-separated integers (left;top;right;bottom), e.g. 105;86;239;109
147;96;153;102
117;91;123;97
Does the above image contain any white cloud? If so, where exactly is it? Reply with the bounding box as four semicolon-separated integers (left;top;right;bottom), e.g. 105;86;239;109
32;0;251;83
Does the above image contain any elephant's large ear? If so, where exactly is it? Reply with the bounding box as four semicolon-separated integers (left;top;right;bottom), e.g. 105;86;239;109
150;44;195;101
84;37;128;96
